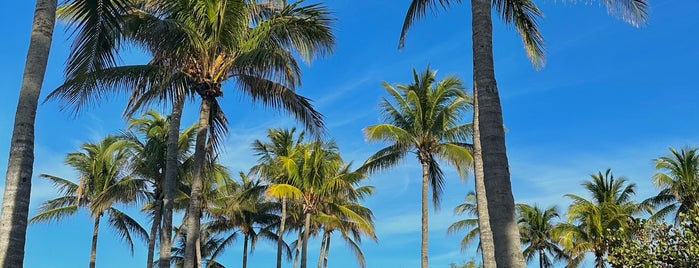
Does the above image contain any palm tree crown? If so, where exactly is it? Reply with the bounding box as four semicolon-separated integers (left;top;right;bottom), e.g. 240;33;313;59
362;66;473;268
557;169;641;268
30;136;148;268
516;204;566;268
645;147;699;223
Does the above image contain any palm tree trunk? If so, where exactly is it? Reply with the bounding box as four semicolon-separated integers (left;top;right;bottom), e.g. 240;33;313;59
539;250;544;268
160;94;185;267
277;197;287;268
184;98;212;268
147;197;162;268
293;229;303;268
316;231;329;268
89;215;101;268
322;232;330;268
0;1;56;266
473;89;497;268
420;161;429;268
242;234;249;268
595;251;604;268
471;0;525;266
196;237;203;268
301;212;311;268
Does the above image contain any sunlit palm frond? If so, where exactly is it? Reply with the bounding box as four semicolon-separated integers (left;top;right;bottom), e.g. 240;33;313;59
29;205;79;223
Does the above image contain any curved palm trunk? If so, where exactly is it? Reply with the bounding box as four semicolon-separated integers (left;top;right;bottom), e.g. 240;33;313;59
539;250;544;268
147;197;162;268
471;0;525;266
316;231;329;268
594;251;604;268
242;233;249;268
322;232;330;268
0;1;56;266
184;98;212;268
277;197;287;268
293;228;303;268
420;161;429;268
160;94;185;266
473;90;497;268
300;212;311;268
89;215;101;268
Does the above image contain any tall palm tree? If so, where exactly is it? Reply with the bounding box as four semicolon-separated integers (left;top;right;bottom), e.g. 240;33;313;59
252;127;306;268
47;1;335;265
516;204;566;268
556;169;641;268
29;136;149;268
399;1;648;267
127;110;196;267
0;0;57;265
644;147;699;223
447;192;480;253
361;67;473;268
174;3;336;264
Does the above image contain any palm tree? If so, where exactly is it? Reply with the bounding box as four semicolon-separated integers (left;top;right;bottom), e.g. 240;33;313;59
644;147;699;223
361;66;473;268
314;167;376;268
0;0;57;265
447;192;480;253
268;140;374;268
556;169;641;268
47;1;335;265
170;225;226;268
399;1;648;266
516;204;566;268
126;110;196;267
207;172;282;268
252;127;306;268
174;3;336;264
29;136;149;268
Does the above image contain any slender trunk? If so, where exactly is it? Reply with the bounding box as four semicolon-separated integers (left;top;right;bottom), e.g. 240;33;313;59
196;237;202;268
471;0;525;266
316;231;329;268
242;234;249;268
300;212;311;268
160;94;185;267
277;197;287;268
147;197;162;268
595;251;604;268
322;232;330;268
89;215;101;268
539;250;544;268
0;1;56;266
473;87;496;268
420;160;429;268
293;229;303;268
184;98;212;267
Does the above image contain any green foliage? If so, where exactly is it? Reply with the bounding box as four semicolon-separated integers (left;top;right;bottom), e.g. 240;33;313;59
607;207;699;267
449;259;483;268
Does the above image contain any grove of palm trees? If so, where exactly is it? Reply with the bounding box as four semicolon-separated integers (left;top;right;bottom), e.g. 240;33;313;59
2;0;698;267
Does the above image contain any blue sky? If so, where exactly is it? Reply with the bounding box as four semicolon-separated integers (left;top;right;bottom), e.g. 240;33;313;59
2;0;698;267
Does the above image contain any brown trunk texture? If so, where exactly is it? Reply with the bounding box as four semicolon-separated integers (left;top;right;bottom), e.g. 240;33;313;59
471;0;526;266
160;94;185;267
0;0;56;266
183;98;212;267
